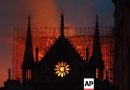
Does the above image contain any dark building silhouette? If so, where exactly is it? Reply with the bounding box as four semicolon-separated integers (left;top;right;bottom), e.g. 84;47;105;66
113;0;130;90
88;15;104;79
2;69;24;90
2;14;114;90
21;16;35;85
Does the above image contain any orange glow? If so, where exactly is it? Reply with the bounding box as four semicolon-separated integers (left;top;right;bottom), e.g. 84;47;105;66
69;35;114;83
22;0;60;26
12;26;114;83
26;69;31;80
96;69;99;79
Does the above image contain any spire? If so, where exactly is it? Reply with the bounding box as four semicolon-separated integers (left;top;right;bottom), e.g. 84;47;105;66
91;14;104;70
22;16;35;69
96;14;99;30
60;13;64;36
26;16;33;53
93;14;101;54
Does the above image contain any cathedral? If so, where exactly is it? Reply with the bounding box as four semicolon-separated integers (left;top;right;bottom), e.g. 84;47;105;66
2;14;114;90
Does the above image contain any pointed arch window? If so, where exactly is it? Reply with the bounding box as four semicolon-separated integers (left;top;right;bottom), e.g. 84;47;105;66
96;68;99;78
26;69;32;80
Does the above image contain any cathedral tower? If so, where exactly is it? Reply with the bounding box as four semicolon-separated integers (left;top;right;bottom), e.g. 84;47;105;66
21;16;35;84
60;13;64;36
89;15;105;80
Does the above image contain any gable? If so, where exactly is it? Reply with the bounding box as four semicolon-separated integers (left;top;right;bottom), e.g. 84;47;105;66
40;36;85;65
38;36;86;83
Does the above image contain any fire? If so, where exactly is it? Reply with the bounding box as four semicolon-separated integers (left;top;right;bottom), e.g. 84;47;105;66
12;26;114;83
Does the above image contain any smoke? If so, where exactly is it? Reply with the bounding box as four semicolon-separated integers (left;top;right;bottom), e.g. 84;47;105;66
0;0;60;86
55;0;94;26
16;0;60;26
0;0;114;87
0;36;12;86
0;0;93;86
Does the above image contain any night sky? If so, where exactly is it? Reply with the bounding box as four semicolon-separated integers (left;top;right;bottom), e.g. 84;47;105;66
0;0;114;86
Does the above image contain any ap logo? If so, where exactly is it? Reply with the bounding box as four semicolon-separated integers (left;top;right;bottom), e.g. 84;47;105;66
84;78;94;90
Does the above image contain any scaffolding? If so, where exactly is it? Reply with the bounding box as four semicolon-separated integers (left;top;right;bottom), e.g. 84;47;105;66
12;25;114;83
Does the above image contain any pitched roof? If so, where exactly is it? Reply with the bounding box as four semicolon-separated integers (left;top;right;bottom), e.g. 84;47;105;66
39;36;85;65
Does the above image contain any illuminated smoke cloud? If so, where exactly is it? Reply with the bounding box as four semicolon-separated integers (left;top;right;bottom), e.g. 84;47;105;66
21;0;60;26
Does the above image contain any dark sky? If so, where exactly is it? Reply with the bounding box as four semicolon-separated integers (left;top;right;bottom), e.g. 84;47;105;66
0;0;114;86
